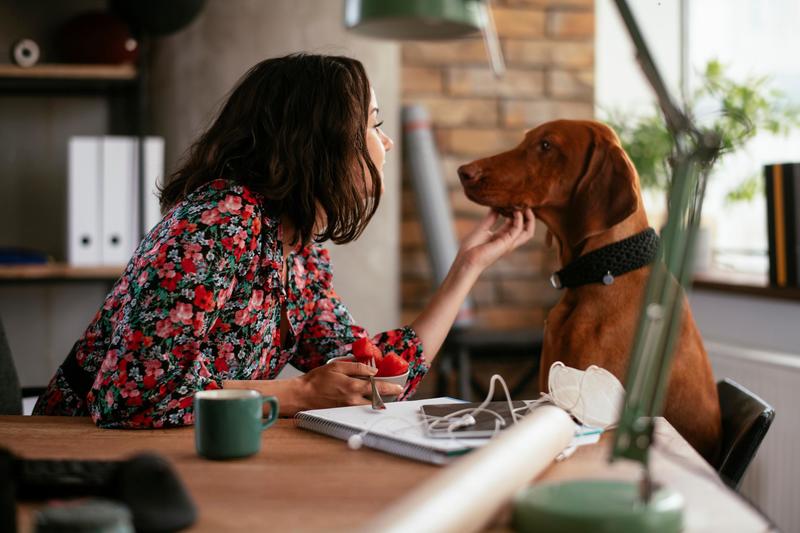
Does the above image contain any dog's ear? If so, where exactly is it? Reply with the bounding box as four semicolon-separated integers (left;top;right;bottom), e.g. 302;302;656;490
567;142;638;247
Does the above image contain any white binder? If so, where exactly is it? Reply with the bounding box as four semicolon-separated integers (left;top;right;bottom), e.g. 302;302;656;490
67;136;166;266
67;137;102;266
142;136;165;236
101;136;138;265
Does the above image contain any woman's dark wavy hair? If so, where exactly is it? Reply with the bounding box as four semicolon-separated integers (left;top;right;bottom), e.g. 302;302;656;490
159;53;381;246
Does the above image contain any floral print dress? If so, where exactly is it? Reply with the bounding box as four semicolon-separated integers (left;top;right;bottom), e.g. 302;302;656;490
33;179;427;428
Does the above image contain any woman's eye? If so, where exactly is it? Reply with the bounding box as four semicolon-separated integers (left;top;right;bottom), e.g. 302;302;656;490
540;140;551;151
374;121;384;130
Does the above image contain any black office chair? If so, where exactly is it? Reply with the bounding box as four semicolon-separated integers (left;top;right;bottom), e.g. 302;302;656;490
0;315;22;415
716;378;775;490
439;328;543;400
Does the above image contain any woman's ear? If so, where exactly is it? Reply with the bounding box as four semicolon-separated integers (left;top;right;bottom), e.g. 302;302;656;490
566;143;639;248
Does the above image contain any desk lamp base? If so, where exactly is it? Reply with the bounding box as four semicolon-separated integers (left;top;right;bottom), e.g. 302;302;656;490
513;479;684;533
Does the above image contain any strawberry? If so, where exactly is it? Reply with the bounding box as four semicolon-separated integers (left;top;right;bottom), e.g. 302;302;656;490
351;337;383;366
376;353;409;377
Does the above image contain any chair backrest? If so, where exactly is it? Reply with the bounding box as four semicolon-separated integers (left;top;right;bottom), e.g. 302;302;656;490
0;314;22;415
716;378;775;489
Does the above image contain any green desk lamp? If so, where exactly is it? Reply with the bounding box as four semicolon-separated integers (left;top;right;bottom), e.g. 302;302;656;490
345;1;723;530
344;0;505;77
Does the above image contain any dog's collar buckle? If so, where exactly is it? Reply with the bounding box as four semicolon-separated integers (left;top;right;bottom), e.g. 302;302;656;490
549;272;563;290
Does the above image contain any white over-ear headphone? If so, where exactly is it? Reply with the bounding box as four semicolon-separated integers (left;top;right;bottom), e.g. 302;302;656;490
545;362;624;429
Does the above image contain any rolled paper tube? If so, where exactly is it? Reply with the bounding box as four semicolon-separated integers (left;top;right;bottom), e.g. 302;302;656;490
362;405;574;533
402;104;474;326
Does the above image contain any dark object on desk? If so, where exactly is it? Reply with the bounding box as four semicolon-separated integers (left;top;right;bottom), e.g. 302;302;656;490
0;314;22;416
58;11;139;64
34;499;133;533
11;451;197;532
15;456;119;501
0;247;49;265
715;379;776;490
765;162;800;288
113;454;197;533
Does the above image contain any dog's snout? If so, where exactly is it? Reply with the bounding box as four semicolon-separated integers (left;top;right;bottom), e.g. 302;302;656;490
458;163;482;185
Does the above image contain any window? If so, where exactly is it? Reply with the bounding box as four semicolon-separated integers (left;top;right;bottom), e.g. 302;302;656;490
596;0;800;278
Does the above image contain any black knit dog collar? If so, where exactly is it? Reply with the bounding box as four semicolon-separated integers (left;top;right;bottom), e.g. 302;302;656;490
549;228;660;289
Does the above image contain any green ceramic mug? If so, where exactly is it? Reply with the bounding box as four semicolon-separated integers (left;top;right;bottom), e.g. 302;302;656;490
193;389;279;460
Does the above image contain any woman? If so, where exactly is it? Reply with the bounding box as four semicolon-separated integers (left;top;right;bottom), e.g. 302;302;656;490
34;54;535;428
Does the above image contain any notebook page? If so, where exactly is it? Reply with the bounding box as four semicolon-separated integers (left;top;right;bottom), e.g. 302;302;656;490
298;397;481;453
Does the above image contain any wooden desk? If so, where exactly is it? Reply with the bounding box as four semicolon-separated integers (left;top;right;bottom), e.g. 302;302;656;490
0;416;770;532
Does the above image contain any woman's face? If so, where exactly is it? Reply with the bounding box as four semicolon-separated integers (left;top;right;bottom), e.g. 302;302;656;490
365;88;394;195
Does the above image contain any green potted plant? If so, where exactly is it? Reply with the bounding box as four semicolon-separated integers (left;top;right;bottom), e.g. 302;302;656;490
605;60;800;271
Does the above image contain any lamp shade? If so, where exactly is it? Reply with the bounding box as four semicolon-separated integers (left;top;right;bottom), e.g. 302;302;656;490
344;0;483;40
110;0;206;36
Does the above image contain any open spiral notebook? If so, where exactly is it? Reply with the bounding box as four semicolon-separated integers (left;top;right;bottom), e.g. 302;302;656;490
295;397;601;465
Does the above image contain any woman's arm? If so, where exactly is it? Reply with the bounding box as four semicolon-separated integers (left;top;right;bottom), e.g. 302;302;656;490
286;245;427;400
223;378;305;417
411;208;536;363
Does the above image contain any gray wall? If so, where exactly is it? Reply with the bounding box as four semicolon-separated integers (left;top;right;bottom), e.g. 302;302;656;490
0;0;400;387
689;290;800;355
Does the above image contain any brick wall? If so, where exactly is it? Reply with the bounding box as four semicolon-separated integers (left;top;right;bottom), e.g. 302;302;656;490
400;0;595;334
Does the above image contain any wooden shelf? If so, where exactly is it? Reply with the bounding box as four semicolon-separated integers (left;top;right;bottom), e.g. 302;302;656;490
0;63;137;81
0;264;124;283
0;63;138;93
693;269;800;302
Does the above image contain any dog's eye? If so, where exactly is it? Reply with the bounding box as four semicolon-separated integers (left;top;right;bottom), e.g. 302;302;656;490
540;140;551;151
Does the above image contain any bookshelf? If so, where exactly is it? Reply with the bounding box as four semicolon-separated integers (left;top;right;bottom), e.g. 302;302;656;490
0;264;124;283
0;61;142;283
0;63;138;93
0;63;137;80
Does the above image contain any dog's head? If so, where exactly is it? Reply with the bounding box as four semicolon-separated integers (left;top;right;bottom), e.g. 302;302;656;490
458;120;640;249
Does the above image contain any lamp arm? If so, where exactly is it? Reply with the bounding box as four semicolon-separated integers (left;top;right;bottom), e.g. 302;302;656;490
612;0;692;137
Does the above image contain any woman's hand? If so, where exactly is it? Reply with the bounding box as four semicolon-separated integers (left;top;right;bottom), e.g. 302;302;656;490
456;208;536;273
224;361;404;416
295;361;404;411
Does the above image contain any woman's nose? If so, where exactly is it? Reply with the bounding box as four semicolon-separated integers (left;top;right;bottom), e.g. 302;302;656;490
383;132;394;152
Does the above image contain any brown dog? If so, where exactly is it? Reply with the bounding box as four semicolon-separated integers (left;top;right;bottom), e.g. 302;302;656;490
458;119;721;462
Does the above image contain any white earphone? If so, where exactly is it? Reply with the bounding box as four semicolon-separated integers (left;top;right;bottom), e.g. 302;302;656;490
347;374;518;451
347;434;365;450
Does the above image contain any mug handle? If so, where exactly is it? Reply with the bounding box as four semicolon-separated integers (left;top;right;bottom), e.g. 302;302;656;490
261;396;279;430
